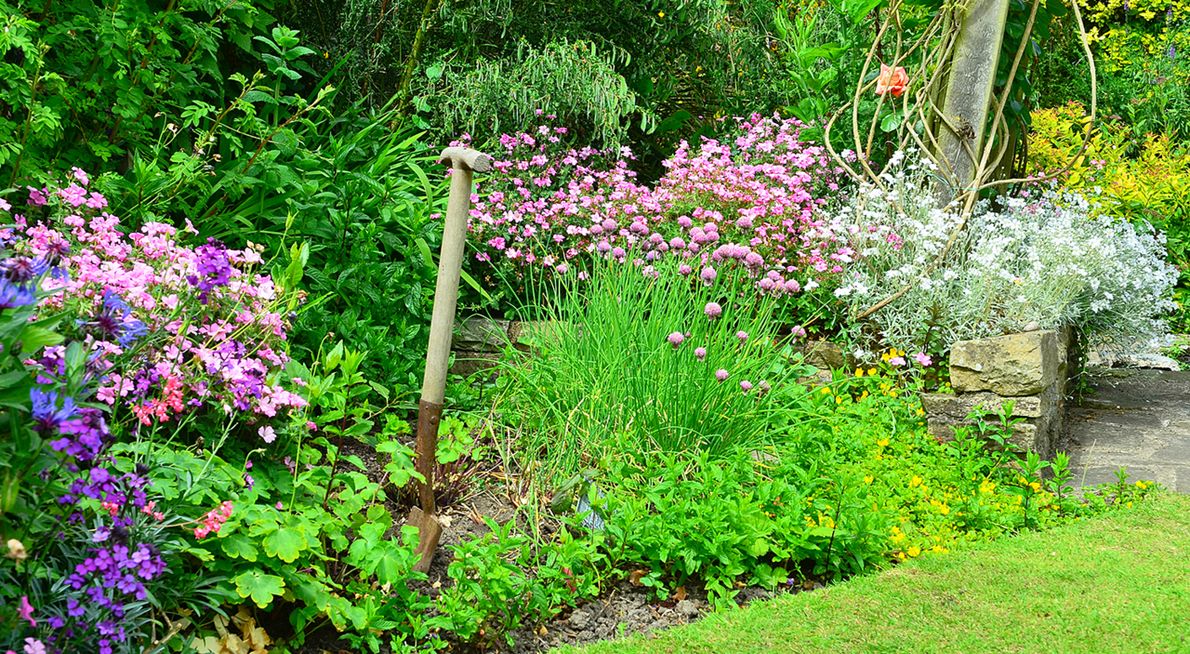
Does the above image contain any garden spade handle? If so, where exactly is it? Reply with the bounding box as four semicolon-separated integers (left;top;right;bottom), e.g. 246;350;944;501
415;146;492;517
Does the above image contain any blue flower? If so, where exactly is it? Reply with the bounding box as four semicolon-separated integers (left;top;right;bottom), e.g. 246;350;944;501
30;387;79;433
0;278;35;309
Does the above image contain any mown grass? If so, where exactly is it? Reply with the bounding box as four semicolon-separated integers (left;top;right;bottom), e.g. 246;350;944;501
565;492;1190;654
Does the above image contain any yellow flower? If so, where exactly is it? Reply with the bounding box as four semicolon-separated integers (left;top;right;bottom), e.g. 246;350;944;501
867;368;877;376
979;479;996;494
864;475;874;485
855;368;864;377
931;545;948;554
890;526;906;543
820;387;831;395
876;438;889;448
658;10;665;17
907;546;921;558
1135;480;1150;490
910;475;923;488
1029;481;1042;493
6;539;26;561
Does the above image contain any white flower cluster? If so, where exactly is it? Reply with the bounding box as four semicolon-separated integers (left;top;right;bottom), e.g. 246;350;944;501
834;155;1179;353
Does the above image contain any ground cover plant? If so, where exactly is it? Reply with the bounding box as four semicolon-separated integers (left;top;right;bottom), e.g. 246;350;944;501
570;491;1190;654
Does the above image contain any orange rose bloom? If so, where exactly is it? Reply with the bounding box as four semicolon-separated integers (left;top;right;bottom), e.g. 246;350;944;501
875;64;908;97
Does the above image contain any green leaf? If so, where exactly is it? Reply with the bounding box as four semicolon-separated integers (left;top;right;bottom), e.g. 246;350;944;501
880;112;903;133
221;533;260;562
263;527;307;563
233;570;285;608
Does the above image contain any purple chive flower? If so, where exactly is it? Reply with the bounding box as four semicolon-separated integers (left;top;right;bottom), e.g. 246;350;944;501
704;302;722;319
700;267;718;284
695;347;707;360
679;264;693;275
715;369;729;382
736;330;749;343
667;331;685;348
740;380;754;391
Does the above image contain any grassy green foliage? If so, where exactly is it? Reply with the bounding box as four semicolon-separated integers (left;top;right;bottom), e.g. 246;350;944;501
569;492;1190;654
495;258;812;478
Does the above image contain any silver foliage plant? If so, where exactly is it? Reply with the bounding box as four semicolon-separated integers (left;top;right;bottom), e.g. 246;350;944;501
832;153;1179;354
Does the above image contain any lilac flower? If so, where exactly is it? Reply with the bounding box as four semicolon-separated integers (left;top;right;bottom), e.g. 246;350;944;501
23;637;47;654
913;352;933;366
715;368;729;382
740;380;754;391
704;302;722;319
667;331;685;348
695;346;707;360
187;238;232;303
258;425;276;443
736;330;749;343
700;267;718;284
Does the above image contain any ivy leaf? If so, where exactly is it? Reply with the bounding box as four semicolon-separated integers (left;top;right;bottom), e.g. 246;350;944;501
233;570;285;609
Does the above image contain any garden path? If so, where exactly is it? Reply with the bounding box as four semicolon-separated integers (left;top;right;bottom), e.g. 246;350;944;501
1064;368;1190;493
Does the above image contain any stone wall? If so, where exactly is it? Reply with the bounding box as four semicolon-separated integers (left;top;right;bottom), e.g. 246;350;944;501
923;329;1075;458
450;316;546;376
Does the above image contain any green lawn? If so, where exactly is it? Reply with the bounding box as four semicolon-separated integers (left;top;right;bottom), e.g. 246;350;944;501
566;493;1190;654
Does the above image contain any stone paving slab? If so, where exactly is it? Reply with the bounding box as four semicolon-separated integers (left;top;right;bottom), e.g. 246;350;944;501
1063;369;1190;493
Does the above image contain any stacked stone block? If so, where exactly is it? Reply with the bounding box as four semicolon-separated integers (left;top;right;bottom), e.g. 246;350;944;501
923;330;1073;458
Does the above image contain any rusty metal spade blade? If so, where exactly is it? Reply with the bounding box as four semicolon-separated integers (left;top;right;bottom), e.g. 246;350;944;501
407;146;492;573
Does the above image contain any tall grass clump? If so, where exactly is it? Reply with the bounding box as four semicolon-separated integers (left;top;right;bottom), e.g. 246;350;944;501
496;255;812;479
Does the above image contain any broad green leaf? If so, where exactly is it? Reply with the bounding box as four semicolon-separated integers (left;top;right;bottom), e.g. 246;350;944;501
233;570;285;608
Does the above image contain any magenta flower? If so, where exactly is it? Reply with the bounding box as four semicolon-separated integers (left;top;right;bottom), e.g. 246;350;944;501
715;369;729;382
736;331;749;343
700;267;718;284
667;331;685;348
704;302;722;319
913;352;933;366
18;595;35;627
695;347;707;360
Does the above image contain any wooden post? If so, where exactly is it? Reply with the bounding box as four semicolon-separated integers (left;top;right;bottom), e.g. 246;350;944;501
937;0;1011;192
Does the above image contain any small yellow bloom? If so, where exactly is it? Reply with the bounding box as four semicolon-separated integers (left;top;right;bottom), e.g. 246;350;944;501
1029;481;1042;493
855;368;864;377
910;475;923;488
6;538;27;561
979;479;996;494
876;438;889;448
864;475;874;485
820;387;831;395
867;368;877;376
1135;480;1150;490
907;546;921;558
658;10;665;17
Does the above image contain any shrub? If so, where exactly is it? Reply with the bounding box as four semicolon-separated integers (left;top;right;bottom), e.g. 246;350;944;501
466;114;852;325
1028;103;1190;330
5;173;306;431
833;154;1178;354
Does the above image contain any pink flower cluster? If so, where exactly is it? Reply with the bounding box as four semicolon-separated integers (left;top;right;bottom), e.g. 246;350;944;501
464;114;857;295
193;501;234;539
2;174;306;431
